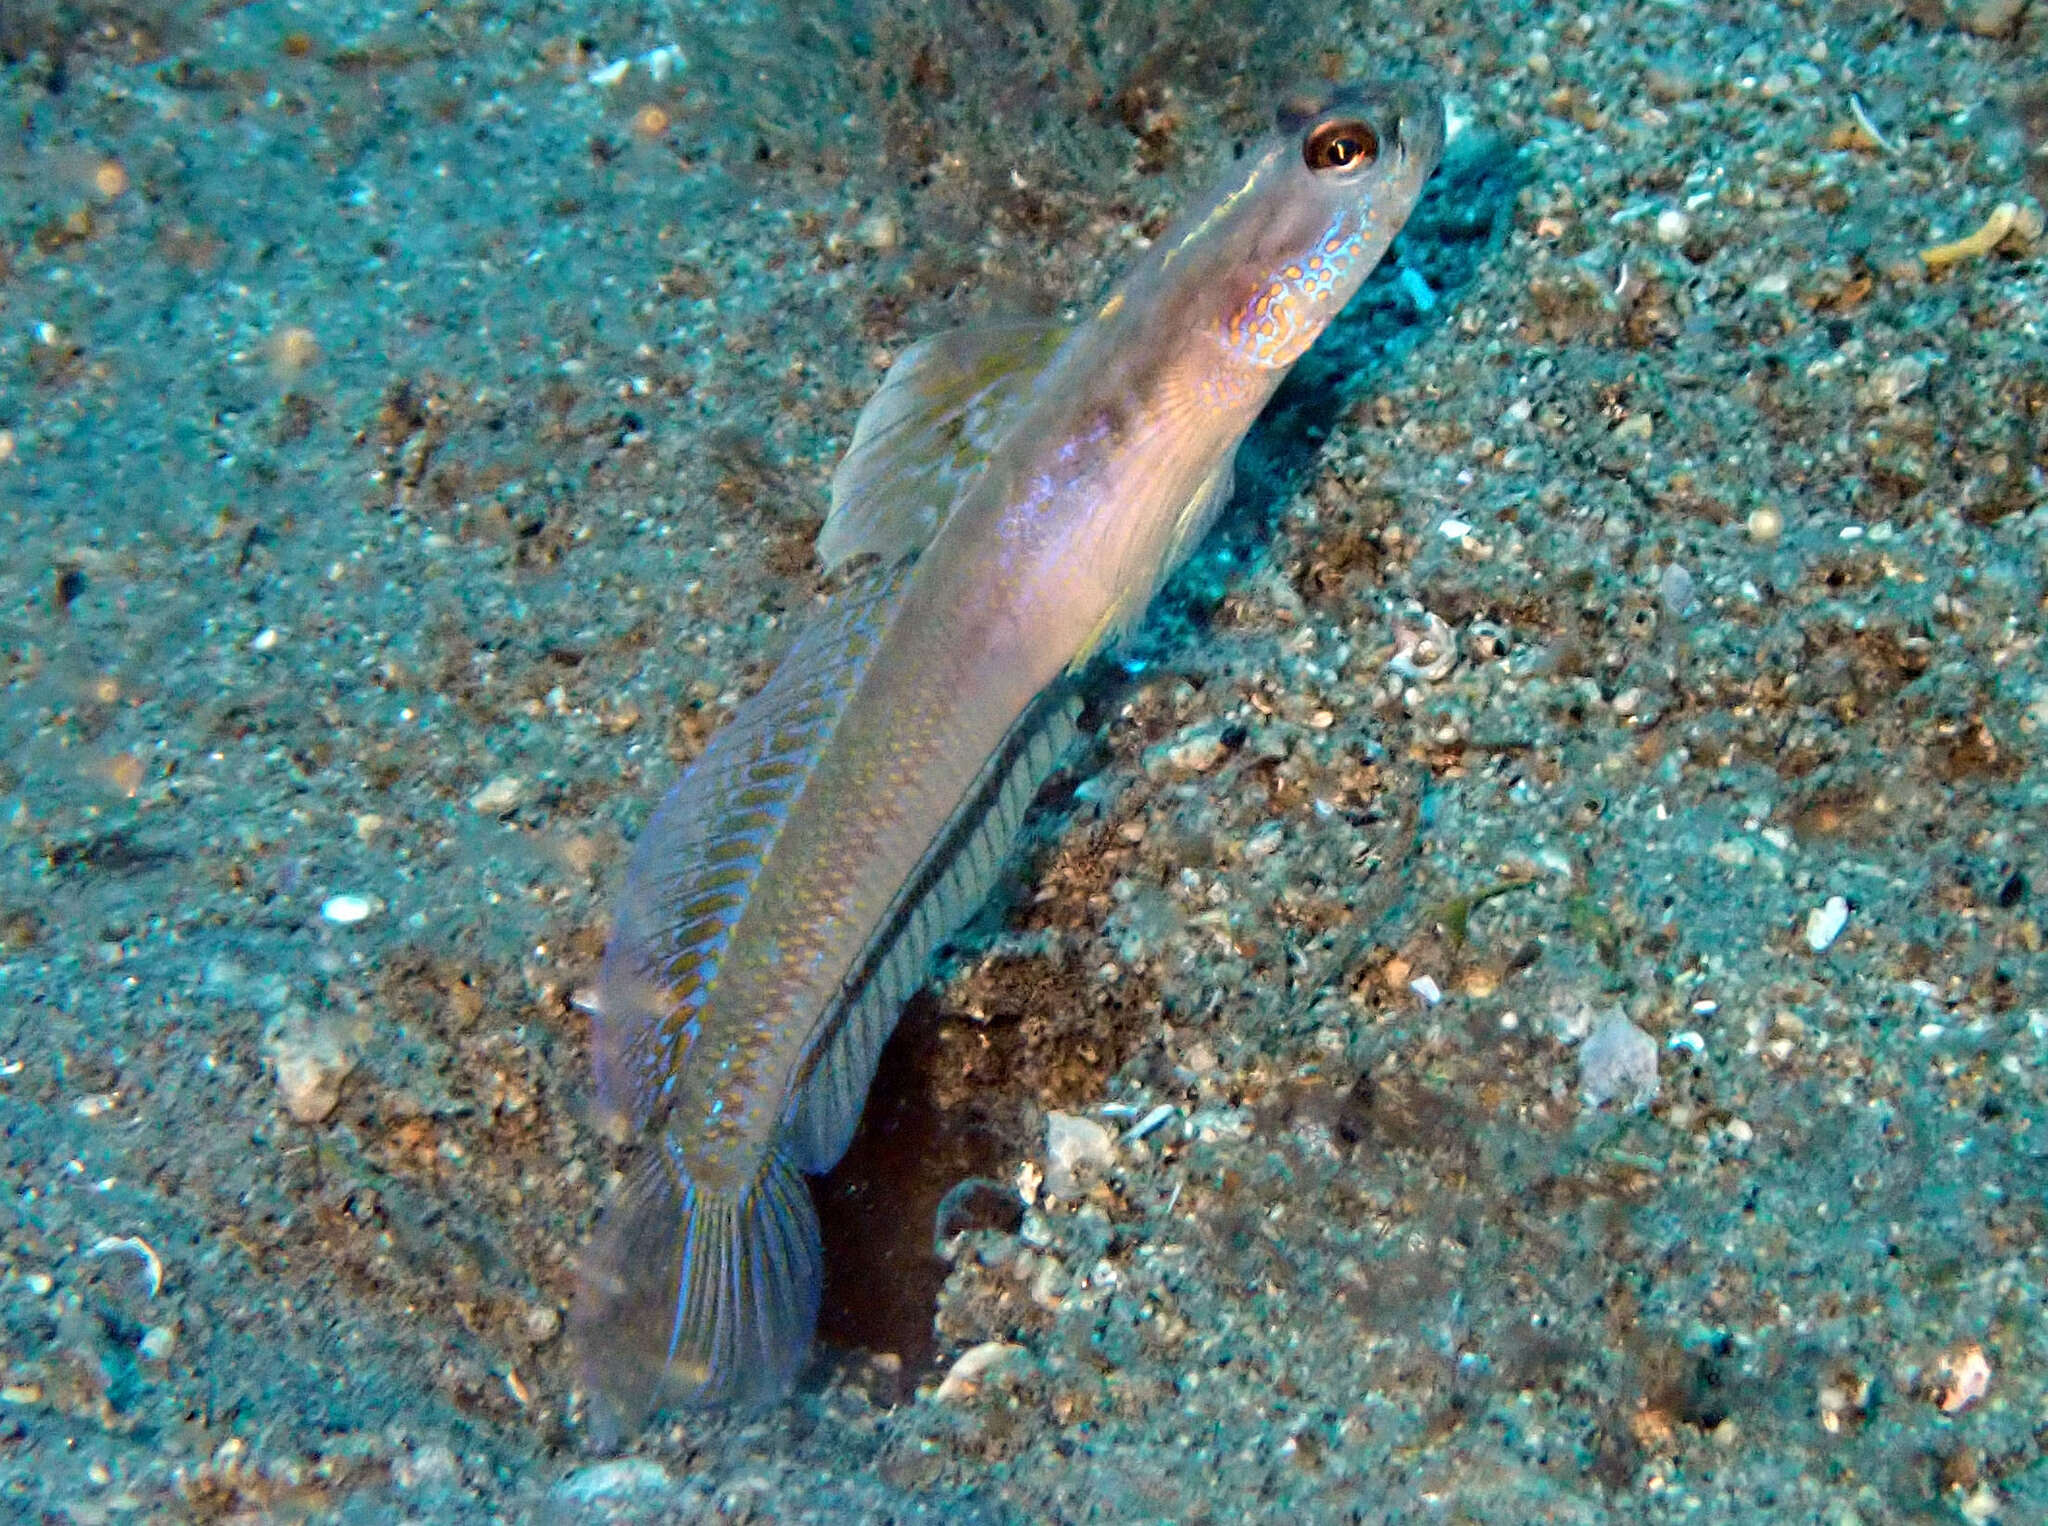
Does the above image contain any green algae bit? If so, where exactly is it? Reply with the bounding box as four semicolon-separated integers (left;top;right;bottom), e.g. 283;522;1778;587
574;77;1444;1439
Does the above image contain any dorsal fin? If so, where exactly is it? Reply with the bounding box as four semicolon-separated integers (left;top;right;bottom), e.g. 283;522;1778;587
819;320;1069;573
592;563;913;1135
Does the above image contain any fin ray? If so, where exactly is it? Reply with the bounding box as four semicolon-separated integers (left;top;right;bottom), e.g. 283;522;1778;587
574;1141;822;1442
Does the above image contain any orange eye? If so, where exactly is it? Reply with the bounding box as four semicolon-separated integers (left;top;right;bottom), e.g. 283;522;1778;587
1303;118;1379;173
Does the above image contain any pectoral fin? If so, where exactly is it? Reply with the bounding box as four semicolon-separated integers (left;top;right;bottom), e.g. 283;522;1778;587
1064;452;1238;673
820;320;1069;573
1162;449;1236;579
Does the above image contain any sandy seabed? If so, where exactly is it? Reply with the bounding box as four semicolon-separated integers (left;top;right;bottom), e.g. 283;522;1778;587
2;1;2046;1520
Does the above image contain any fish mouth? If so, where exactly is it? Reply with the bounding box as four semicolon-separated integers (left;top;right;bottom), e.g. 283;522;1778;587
1278;78;1446;177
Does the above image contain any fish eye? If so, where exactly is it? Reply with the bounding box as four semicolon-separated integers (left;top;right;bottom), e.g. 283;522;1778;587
1303;117;1380;173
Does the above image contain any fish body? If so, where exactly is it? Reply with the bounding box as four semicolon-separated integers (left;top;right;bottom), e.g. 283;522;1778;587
576;79;1443;1433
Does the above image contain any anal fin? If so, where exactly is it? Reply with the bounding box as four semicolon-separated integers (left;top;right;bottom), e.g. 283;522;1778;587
784;692;1083;1173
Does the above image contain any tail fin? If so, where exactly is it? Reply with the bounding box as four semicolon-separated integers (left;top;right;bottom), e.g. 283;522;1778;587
573;1137;822;1443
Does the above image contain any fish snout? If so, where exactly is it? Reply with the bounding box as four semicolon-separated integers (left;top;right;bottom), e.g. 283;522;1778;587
1389;82;1447;178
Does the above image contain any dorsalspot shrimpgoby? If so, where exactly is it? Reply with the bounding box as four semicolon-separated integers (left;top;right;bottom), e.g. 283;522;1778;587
574;77;1444;1437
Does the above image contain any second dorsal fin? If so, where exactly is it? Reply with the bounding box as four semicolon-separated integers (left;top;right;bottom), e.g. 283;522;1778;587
819;320;1069;573
591;563;914;1135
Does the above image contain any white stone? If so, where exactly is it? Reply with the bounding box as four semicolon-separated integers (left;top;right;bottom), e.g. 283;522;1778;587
1043;1112;1114;1199
1805;895;1850;951
320;892;381;925
552;1459;672;1503
265;1012;356;1124
1580;1010;1660;1111
470;775;525;814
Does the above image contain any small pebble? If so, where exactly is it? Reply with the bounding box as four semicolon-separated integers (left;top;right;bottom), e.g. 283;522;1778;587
1580;1010;1660;1111
855;210;900;251
551;1460;672;1503
139;1325;176;1362
395;1443;462;1491
1043;1112;1114;1199
320;892;381;926
265;1013;356;1124
1243;822;1284;860
1658;563;1697;618
1857;354;1929;410
1805;895;1849;952
470;775;525;814
1156;732;1226;774
1959;0;2026;38
1746;505;1783;542
1655;207;1690;244
1935;1345;1992;1414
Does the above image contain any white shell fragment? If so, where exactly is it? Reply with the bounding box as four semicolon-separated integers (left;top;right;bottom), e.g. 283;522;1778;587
1043;1112;1115;1199
933;1341;1026;1403
86;1235;163;1298
642;44;686;83
1121;1103;1177;1144
320;892;382;925
1935;1345;1992;1414
1579;1010;1660;1112
1805;895;1850;952
1386;610;1457;682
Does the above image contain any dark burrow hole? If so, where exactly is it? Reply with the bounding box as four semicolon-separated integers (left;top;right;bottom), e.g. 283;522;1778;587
811;991;1013;1390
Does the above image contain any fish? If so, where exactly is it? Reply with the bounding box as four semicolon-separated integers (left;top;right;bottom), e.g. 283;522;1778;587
573;77;1444;1436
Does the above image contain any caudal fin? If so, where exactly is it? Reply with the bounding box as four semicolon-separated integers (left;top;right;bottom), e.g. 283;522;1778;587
572;1138;822;1443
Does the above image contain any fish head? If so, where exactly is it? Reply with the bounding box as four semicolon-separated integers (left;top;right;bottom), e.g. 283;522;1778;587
1165;79;1443;374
